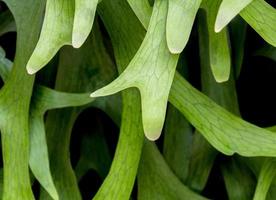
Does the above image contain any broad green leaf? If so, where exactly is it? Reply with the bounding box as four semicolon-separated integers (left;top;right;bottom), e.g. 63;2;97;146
0;0;45;199
169;72;276;157
138;141;207;200
26;0;74;74
166;0;202;54
201;0;231;82
240;0;276;47
93;0;146;198
127;0;152;29
72;0;98;48
221;157;255;200
215;0;253;32
253;159;276;200
92;0;179;140
0;10;16;36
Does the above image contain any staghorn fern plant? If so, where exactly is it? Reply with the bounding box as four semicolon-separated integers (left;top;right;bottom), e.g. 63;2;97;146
0;0;276;199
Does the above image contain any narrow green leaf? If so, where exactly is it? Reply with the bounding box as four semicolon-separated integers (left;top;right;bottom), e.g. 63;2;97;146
40;20;118;200
201;0;231;82
0;10;16;36
229;16;247;78
75;128;111;181
92;0;178;140
93;0;146;198
127;0;152;29
186;132;217;191
163;104;193;183
0;47;12;82
72;0;98;48
26;0;74;74
221;158;255;200
240;0;276;47
30;86;92;200
166;0;202;53
253;159;276;200
138;141;207;200
215;0;253;32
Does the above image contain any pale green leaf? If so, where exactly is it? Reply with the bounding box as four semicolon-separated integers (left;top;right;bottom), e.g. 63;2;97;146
215;0;253;32
166;0;202;53
91;0;178;140
127;0;152;29
72;0;98;48
201;0;231;82
26;0;74;74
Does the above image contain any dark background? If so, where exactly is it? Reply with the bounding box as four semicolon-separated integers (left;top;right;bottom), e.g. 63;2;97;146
0;1;276;200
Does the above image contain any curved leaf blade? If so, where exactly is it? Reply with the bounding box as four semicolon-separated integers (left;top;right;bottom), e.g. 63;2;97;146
72;0;98;48
201;0;231;82
92;0;178;140
138;141;207;200
170;73;276;157
253;159;276;200
127;0;152;29
215;0;253;32
26;0;74;74
166;0;202;54
240;0;276;47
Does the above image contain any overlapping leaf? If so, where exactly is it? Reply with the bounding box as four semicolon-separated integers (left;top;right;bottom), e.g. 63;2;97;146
166;0;202;54
215;0;253;32
27;0;99;74
240;0;276;47
92;0;178;140
0;0;45;199
201;0;231;82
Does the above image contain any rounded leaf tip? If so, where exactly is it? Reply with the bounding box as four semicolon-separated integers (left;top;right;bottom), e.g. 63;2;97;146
145;131;161;141
26;65;37;75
